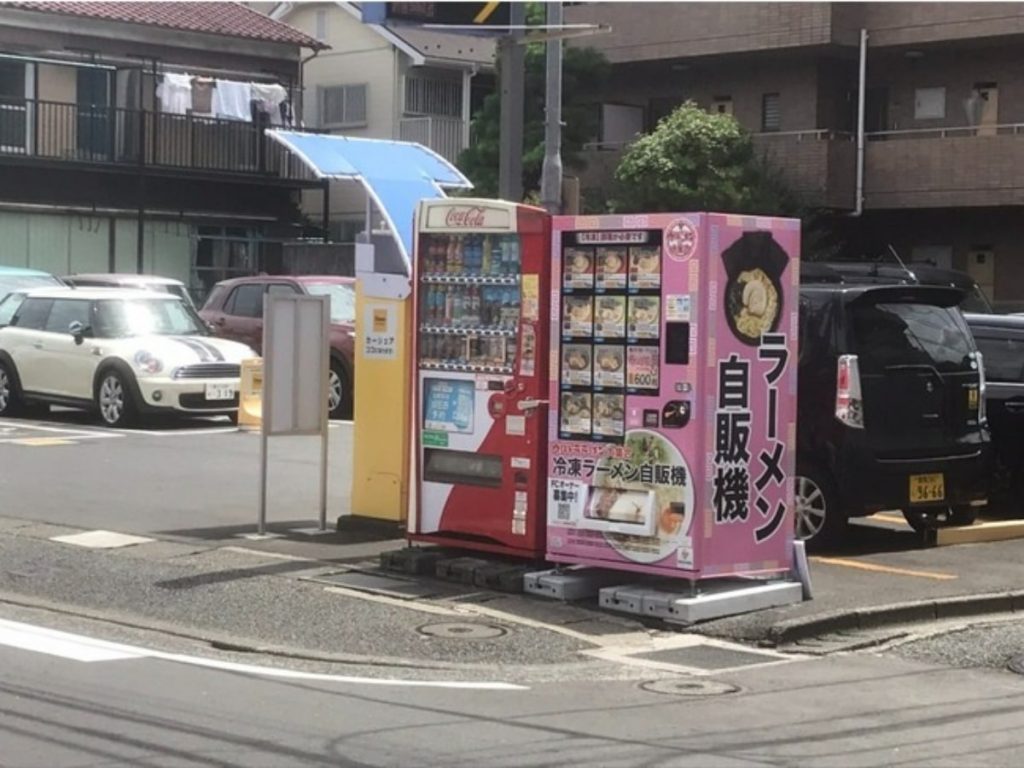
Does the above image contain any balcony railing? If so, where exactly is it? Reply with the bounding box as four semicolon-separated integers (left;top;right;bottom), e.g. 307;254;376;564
0;97;313;180
399;115;465;164
867;123;1024;140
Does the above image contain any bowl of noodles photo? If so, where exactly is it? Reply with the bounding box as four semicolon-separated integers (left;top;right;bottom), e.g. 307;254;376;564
721;231;790;346
591;429;695;564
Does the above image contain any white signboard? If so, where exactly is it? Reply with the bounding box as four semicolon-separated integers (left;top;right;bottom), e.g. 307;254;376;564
257;294;330;536
265;294;330;436
364;303;397;360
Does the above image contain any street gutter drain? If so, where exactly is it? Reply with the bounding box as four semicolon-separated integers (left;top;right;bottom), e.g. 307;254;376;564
640;679;740;697
418;622;507;639
1007;655;1024;675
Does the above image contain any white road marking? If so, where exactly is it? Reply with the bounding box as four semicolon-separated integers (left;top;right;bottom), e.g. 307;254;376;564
99;426;237;437
50;530;155;549
0;619;145;662
0;420;119;438
0;433;117;444
0;618;527;690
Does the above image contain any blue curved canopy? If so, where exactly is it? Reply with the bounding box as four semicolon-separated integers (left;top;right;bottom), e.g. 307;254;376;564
267;131;472;269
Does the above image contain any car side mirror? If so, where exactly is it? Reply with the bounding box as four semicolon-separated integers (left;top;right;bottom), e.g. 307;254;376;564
69;320;87;345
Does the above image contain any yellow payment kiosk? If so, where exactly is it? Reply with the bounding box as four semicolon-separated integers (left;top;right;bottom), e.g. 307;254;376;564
351;233;413;525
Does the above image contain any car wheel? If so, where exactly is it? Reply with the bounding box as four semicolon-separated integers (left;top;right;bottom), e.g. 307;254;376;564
794;463;845;550
96;369;137;427
950;505;979;527
328;361;352;420
0;359;22;417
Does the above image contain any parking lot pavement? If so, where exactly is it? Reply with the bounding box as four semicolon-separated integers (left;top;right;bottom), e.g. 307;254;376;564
0;411;354;542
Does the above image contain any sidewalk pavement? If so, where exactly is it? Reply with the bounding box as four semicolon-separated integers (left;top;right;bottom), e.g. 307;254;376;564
3;511;1024;675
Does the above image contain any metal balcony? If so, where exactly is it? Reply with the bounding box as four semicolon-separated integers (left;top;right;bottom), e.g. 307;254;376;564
398;115;466;165
0;97;311;180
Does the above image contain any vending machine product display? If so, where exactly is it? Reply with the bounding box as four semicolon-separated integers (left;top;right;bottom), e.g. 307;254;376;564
546;213;800;579
411;199;551;557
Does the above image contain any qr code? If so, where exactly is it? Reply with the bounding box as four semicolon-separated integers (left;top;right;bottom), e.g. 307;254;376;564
557;502;571;521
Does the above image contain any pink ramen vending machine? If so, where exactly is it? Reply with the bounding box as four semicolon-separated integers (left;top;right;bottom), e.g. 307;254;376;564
546;213;800;579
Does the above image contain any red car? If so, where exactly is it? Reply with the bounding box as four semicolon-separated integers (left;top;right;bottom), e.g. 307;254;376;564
199;275;356;419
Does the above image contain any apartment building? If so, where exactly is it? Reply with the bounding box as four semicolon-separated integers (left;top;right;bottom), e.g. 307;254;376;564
568;2;1024;307
270;2;494;237
0;1;326;302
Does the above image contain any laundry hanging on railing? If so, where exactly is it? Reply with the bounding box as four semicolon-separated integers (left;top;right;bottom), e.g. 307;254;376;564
251;83;290;126
155;74;293;125
212;80;253;122
191;78;215;115
155;73;192;115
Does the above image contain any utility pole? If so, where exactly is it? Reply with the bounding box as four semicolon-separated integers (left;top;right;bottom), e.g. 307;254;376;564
498;1;525;201
540;1;563;214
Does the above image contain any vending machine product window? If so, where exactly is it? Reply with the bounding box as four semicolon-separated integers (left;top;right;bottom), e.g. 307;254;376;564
556;229;664;444
417;231;523;375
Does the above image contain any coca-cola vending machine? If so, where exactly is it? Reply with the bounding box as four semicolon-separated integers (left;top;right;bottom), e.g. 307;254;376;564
409;199;551;557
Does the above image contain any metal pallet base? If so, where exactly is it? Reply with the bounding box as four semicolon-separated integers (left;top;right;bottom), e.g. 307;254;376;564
523;566;628;601
600;579;803;625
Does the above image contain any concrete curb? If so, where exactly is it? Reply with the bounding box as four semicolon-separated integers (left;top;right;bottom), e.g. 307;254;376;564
765;590;1024;645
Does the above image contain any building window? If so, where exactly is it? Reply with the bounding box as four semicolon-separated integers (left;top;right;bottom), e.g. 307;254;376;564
320;84;368;128
761;93;780;132
315;9;328;42
404;76;461;118
914;87;945;120
711;96;733;116
599;103;644;148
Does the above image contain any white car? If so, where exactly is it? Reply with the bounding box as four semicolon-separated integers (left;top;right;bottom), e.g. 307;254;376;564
0;288;256;426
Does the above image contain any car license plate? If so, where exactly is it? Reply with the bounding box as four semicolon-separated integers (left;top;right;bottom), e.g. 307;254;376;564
909;473;945;504
205;383;235;401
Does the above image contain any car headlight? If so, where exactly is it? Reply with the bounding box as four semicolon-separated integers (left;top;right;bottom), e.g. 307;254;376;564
133;350;163;374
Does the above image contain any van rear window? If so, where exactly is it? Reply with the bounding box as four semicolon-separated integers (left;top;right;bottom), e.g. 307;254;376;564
851;303;974;374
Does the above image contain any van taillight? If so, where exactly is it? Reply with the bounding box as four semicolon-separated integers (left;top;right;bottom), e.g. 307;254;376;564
835;354;865;429
976;350;987;425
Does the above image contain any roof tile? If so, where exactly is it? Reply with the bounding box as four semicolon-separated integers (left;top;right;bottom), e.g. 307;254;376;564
6;2;326;49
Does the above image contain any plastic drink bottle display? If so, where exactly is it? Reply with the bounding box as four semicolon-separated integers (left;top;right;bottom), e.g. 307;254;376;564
481;235;492;275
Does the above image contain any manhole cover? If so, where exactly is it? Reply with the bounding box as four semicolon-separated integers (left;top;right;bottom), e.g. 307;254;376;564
418;622;507;639
640;678;740;697
1008;655;1024;675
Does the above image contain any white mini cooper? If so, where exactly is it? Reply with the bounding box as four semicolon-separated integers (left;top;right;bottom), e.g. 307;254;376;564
0;288;256;426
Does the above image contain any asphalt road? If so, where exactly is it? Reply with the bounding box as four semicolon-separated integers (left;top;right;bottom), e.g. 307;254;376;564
4;605;1024;768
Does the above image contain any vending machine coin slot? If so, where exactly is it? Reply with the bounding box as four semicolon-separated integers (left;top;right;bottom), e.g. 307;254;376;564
662;400;691;428
665;322;691;365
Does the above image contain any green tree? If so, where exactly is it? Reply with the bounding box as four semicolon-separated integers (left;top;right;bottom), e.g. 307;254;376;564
457;8;610;199
611;101;800;216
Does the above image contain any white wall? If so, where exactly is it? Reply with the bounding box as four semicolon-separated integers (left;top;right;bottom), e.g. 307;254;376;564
0;211;190;280
285;3;399;138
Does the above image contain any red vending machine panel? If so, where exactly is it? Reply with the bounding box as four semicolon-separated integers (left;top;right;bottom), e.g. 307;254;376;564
410;199;551;558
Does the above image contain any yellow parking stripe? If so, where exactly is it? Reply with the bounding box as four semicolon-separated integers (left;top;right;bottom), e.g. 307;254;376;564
871;513;908;526
474;1;501;23
811;556;957;581
12;437;75;447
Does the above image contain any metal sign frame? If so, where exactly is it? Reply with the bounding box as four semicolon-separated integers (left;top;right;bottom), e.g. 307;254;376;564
258;293;331;536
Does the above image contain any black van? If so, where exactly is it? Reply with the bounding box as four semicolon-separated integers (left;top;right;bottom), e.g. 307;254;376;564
796;280;990;547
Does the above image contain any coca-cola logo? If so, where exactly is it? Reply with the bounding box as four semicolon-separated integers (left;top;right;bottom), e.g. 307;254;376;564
445;206;487;228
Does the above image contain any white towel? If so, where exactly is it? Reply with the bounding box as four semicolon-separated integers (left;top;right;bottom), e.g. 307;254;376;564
212;80;253;122
251;83;290;125
156;73;192;115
